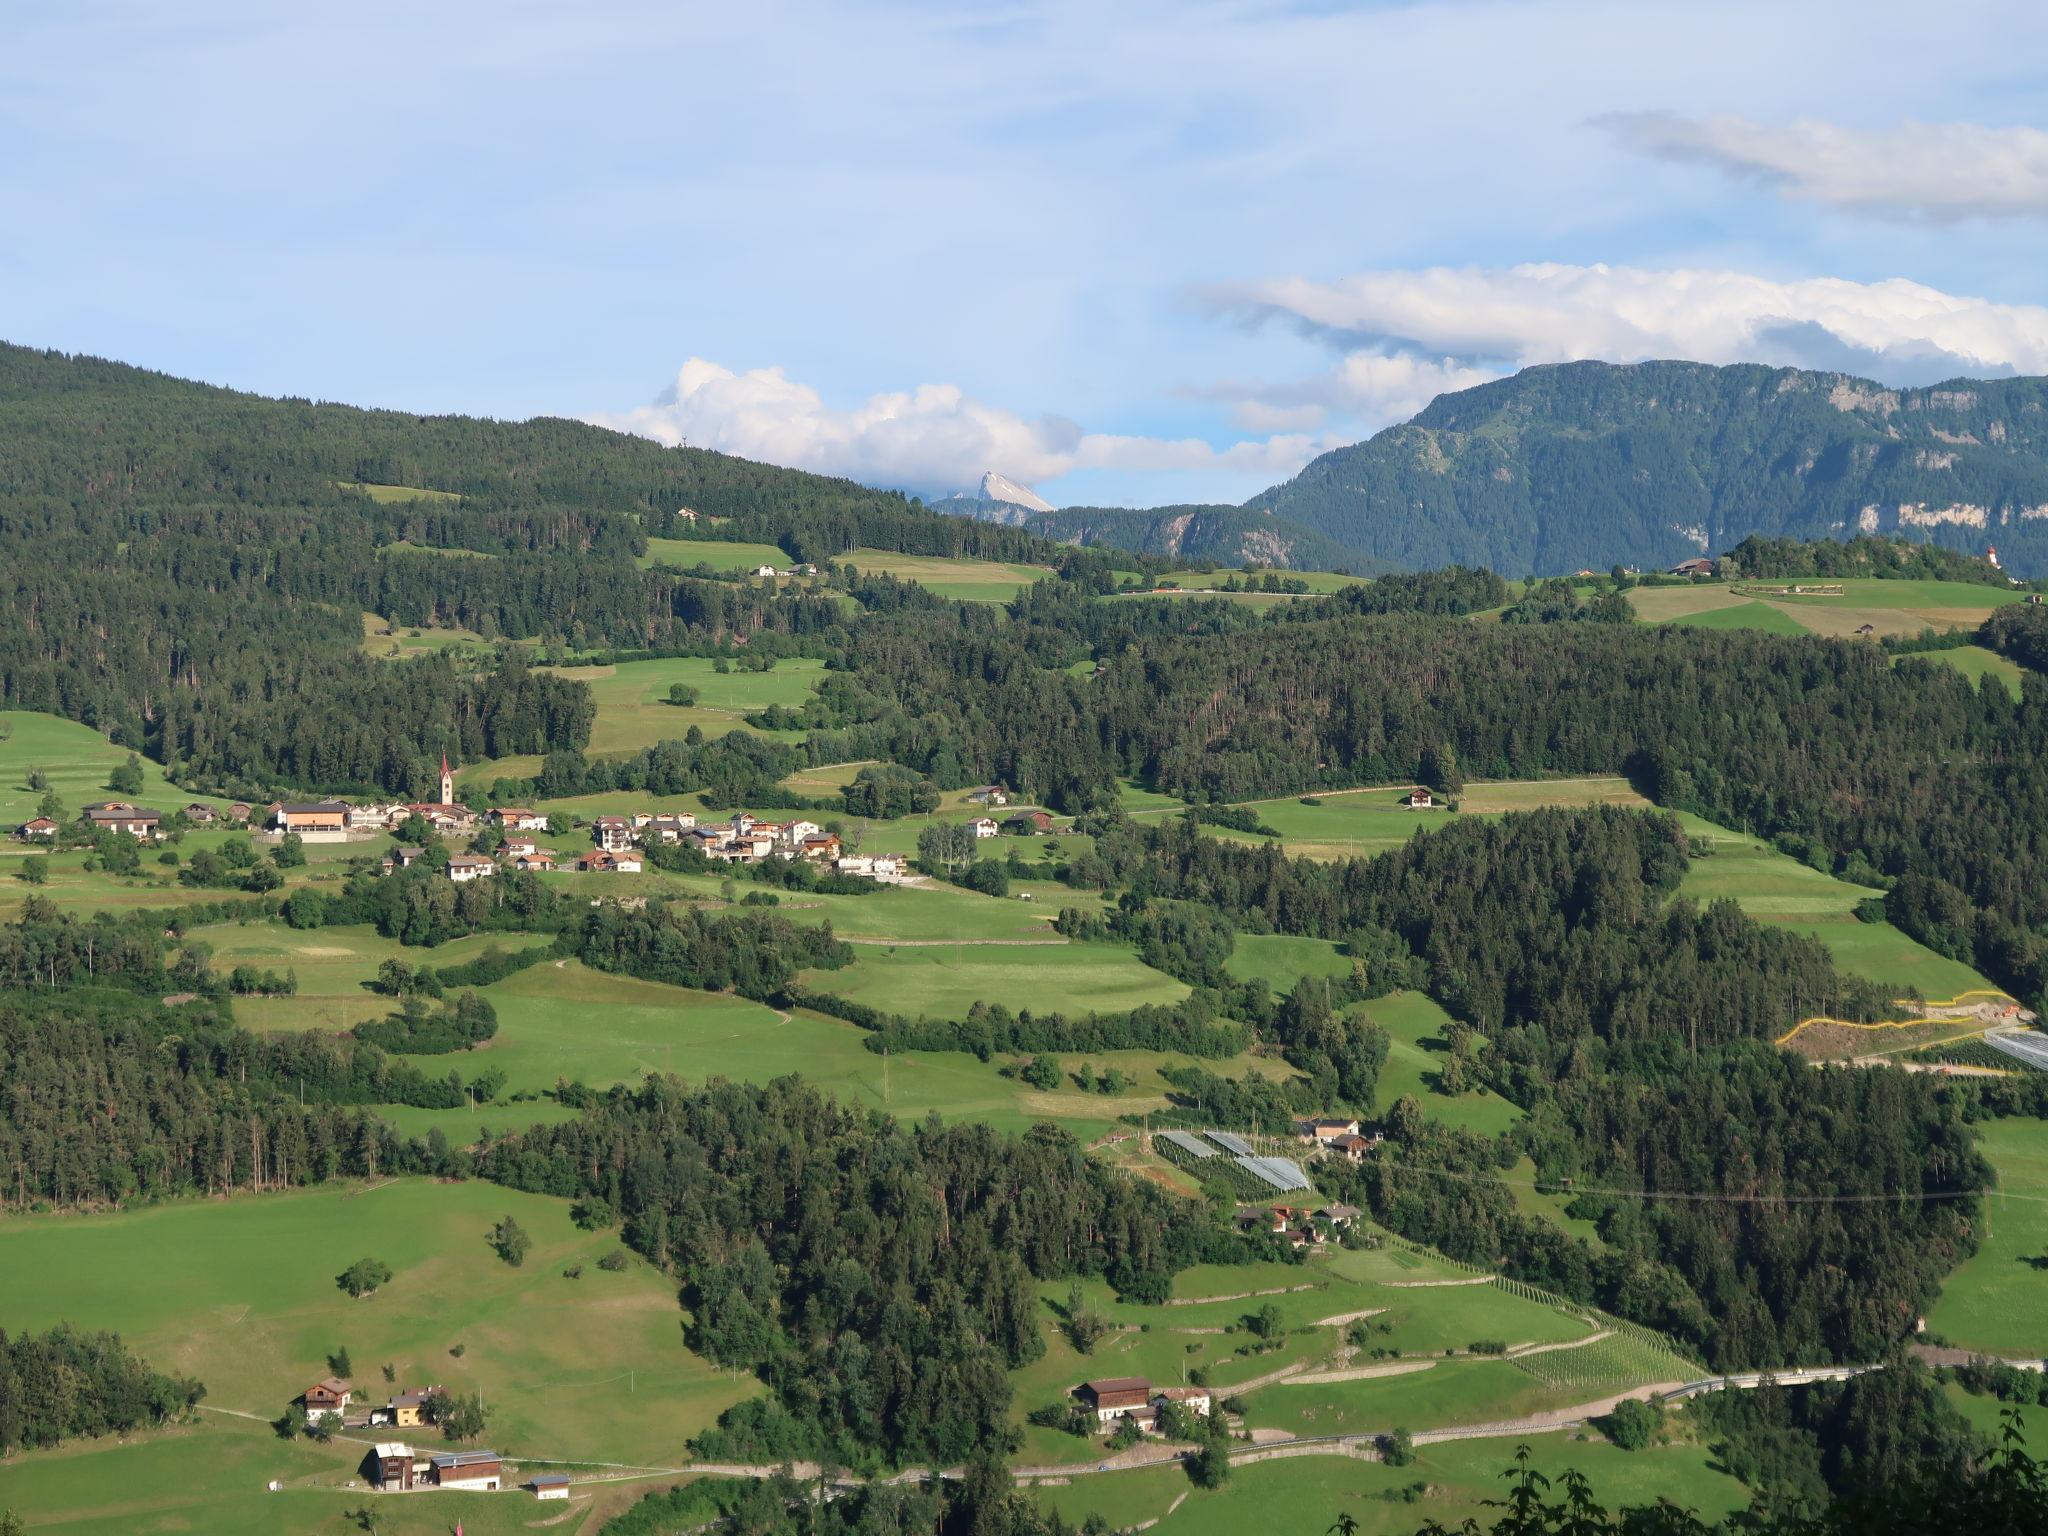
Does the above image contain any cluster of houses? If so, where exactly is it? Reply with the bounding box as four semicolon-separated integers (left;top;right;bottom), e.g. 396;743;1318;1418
1234;1200;1362;1248
1077;1376;1213;1433
300;1378;568;1500
748;561;819;579
15;799;263;843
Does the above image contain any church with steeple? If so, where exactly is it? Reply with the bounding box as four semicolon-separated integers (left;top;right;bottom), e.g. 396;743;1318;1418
440;751;455;807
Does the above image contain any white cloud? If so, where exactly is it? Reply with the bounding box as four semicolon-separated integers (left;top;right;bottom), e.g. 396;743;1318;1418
589;358;1331;502
1596;112;2048;221
1197;263;2048;387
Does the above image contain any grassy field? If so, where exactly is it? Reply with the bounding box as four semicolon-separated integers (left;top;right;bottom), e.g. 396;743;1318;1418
1128;779;1648;862
1356;991;1522;1133
361;612;500;658
800;939;1190;1018
1925;1117;2048;1357
195;924;545;1032
841;547;1051;601
1224;934;1355;993
638;536;790;571
0;1177;759;1468
1900;644;2026;698
0;709;230;826
1674;813;1995;995
1042;1437;1750;1536
535;655;825;751
1632;577;2027;638
338;480;462;504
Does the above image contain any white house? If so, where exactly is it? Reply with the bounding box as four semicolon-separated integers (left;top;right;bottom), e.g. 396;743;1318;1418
835;854;909;884
971;817;999;839
592;816;635;852
529;1473;571;1500
446;855;495;882
752;564;778;578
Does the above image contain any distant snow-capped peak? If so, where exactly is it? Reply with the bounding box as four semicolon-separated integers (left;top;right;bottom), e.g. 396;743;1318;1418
944;470;1054;513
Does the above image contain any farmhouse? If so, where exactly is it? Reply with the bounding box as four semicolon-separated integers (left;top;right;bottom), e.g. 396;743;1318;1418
801;833;842;861
1080;1376;1154;1423
487;807;550;831
971;817;999;838
300;1377;352;1414
578;849;643;874
446;855;495;882
641;815;697;844
184;803;220;825
501;837;539;859
388;1386;442;1428
80;802;161;839
529;1473;572;1500
1316;1203;1362;1227
1327;1131;1379;1163
1855;623;1878;637
275;801;351;839
1297;1117;1361;1144
380;845;427;873
592;816;635;852
16;816;56;841
1003;810;1054;835
1401;786;1434;810
968;786;1009;807
225;802;252;823
1669;557;1716;577
373;1442;420;1490
511;850;558;873
430;1449;503;1491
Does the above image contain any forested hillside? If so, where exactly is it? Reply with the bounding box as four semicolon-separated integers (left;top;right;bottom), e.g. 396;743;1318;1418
1025;502;1373;573
1246;360;2048;575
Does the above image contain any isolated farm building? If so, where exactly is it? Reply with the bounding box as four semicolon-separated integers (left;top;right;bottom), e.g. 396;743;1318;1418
487;807;549;831
1297;1117;1360;1144
529;1473;572;1500
445;855;495;883
2030;593;2044;606
1327;1131;1378;1163
1003;810;1054;834
372;1442;419;1490
184;803;220;825
967;785;1009;807
1855;623;1877;637
431;1449;503;1490
301;1377;352;1413
16;817;56;841
1401;786;1434;810
971;817;1000;838
80;802;161;839
1669;557;1716;577
1316;1203;1362;1226
275;801;351;838
591;816;635;852
1080;1376;1155;1423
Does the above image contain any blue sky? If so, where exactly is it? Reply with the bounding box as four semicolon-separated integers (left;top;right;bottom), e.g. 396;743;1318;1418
9;1;2048;506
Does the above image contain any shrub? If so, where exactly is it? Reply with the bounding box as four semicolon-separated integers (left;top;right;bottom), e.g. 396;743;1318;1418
337;1258;392;1298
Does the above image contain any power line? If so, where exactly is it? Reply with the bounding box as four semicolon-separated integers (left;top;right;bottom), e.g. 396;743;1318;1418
1363;1153;2048;1208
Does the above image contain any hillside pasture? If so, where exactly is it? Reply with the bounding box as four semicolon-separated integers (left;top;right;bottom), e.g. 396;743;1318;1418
536;655;826;751
0;709;230;826
841;547;1051;601
637;535;789;571
1632;576;2025;638
1899;644;2025;698
799;939;1191;1018
1354;990;1522;1134
0;1177;758;1468
1925;1117;2048;1356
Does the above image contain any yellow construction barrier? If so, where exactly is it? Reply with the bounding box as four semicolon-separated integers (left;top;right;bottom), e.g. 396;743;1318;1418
1773;990;2019;1048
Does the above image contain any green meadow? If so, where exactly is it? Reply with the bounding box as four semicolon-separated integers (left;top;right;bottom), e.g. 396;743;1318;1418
1357;991;1522;1134
638;535;790;571
841;547;1051;601
1062;1437;1749;1536
1128;778;1648;862
1631;576;2025;639
0;708;230;825
1673;813;1994;996
1900;644;2026;698
800;938;1190;1018
0;1177;758;1468
536;655;826;752
1926;1117;2048;1356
